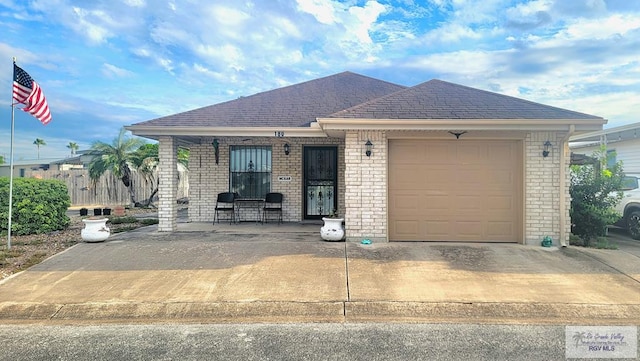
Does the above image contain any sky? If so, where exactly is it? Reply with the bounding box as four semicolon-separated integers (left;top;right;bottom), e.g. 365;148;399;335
1;0;639;161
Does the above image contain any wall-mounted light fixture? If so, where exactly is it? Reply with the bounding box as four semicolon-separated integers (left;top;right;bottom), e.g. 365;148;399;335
284;143;290;155
365;139;373;157
212;138;220;164
542;140;552;158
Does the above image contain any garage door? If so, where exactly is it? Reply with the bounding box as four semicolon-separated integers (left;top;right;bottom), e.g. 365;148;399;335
389;139;522;242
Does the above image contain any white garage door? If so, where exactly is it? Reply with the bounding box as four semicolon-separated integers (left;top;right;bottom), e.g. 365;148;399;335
389;139;522;242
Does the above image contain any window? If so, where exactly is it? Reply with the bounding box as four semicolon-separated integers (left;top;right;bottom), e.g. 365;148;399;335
229;146;272;198
606;149;617;169
621;176;638;191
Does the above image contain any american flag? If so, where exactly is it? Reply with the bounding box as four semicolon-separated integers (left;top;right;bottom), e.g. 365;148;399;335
13;63;52;125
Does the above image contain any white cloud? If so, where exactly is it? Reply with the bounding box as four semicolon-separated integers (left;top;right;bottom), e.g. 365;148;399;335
346;1;388;45
421;22;483;43
546;91;640;123
102;63;134;78
157;58;174;74
404;49;507;78
130;47;174;74
196;44;245;71
70;7;112;44
294;0;389;62
131;47;151;57
296;0;339;24
561;14;640;40
207;5;251;26
123;0;145;7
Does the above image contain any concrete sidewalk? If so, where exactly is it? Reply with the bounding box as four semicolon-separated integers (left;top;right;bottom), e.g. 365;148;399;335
0;225;639;325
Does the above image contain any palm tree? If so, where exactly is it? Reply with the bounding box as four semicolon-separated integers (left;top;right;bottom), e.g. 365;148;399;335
87;128;146;205
33;138;46;159
129;143;189;207
67;142;79;156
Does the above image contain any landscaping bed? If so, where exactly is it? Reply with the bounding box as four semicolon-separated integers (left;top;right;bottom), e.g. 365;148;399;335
0;208;159;280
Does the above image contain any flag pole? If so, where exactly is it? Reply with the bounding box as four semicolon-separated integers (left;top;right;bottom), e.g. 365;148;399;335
7;57;16;250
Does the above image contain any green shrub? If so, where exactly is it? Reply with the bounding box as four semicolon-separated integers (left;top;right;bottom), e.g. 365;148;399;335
570;149;624;246
109;216;138;224
0;177;70;235
140;218;159;225
595;237;618;250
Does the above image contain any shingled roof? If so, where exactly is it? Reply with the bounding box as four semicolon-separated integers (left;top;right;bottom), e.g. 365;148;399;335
132;72;406;128
328;79;604;120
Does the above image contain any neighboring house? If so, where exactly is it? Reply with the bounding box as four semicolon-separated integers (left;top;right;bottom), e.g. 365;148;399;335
126;71;605;246
0;151;94;178
0;158;58;178
569;122;640;176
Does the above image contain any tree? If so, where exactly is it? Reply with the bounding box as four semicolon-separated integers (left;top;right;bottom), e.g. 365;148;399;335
129;143;189;207
87;128;146;206
0;155;4;165
33;138;46;159
67;142;79;156
570;147;625;246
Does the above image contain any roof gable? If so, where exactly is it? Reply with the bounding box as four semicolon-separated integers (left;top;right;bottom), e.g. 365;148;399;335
329;79;604;120
133;72;406;128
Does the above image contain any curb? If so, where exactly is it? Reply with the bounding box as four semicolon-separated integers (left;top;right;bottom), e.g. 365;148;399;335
2;301;639;325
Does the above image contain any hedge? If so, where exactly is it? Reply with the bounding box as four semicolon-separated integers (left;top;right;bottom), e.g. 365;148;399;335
0;177;71;235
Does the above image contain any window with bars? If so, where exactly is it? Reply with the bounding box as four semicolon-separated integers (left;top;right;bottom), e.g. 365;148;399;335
229;145;272;198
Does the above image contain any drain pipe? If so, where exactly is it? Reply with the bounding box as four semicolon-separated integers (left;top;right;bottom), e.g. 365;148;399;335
559;125;575;247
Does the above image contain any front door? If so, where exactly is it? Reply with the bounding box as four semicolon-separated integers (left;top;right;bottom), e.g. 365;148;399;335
304;146;337;220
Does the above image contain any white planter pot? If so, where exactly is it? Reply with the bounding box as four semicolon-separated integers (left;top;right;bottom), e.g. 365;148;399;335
321;217;345;241
81;218;111;242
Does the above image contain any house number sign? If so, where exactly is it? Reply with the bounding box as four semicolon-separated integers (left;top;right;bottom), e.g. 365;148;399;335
274;131;285;137
278;176;292;182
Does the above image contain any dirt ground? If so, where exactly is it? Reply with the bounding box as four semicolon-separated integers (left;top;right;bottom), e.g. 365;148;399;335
0;208;158;280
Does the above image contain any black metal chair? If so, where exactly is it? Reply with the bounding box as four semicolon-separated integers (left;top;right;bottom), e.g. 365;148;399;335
262;192;283;224
214;192;236;224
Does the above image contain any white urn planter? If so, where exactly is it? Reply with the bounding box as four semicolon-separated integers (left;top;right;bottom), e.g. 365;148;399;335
321;217;345;241
81;218;111;242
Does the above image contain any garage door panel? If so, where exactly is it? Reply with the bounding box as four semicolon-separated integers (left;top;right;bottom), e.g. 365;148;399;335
453;194;482;210
457;145;482;163
423;144;455;165
392;193;420;211
454;221;483;237
456;170;483;184
425;221;451;237
393;220;420;236
389;139;522;242
486;195;514;210
486;221;514;239
488;144;514;161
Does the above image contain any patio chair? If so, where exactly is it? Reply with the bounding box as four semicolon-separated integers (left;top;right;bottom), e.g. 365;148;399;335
214;192;236;224
262;192;283;224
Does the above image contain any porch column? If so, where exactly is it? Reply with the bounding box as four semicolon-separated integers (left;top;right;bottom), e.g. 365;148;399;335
158;136;177;232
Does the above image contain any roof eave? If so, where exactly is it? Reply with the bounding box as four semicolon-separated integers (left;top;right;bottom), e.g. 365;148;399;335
569;122;640;142
125;124;328;138
315;118;606;132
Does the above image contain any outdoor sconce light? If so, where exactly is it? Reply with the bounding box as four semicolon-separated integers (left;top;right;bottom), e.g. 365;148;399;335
212;138;220;165
542;140;552;158
365;139;373;157
284;143;290;155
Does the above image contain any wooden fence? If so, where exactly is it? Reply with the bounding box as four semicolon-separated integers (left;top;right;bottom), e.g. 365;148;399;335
26;168;189;207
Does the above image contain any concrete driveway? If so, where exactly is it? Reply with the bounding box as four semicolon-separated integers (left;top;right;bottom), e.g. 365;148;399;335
0;224;639;324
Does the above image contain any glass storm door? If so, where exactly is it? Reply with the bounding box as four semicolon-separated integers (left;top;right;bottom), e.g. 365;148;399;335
304;146;337;220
